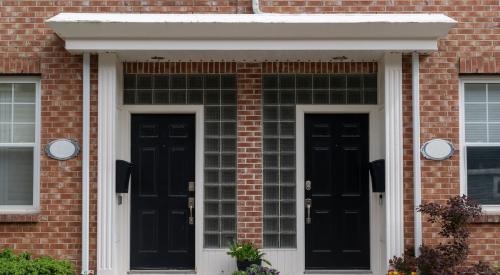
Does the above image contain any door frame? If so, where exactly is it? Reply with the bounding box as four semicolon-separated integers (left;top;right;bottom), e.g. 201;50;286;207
296;105;385;274
116;105;204;273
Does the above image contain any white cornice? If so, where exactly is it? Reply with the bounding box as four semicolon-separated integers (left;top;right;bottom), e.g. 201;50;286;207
46;13;456;60
47;13;455;40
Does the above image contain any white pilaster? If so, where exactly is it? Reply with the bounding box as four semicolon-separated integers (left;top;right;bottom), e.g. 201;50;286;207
382;52;404;266
97;53;119;275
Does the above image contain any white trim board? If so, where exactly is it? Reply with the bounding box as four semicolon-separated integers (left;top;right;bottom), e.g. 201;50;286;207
459;77;500;215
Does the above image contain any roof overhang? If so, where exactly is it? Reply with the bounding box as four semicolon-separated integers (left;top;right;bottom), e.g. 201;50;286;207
46;13;456;61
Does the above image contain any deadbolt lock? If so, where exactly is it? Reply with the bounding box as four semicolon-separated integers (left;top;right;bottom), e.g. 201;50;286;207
188;181;195;192
305;180;312;191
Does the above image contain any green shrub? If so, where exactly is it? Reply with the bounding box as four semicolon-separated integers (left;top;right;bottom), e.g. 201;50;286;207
227;240;270;265
0;248;75;275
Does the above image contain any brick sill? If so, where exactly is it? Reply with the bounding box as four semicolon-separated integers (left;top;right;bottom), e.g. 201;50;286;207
471;215;500;224
0;214;40;223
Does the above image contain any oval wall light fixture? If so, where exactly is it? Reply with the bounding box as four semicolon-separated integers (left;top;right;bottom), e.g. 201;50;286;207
45;139;80;161
421;139;454;161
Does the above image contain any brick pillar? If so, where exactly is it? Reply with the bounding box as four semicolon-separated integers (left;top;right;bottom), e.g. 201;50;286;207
236;63;263;247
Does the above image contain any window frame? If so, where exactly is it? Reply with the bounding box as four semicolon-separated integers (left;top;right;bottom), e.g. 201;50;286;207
0;77;41;214
460;77;500;214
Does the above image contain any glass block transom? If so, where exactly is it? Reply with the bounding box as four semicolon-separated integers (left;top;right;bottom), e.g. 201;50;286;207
262;74;378;248
124;74;237;248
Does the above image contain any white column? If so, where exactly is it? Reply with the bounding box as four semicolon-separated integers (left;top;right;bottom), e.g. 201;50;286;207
383;53;404;266
97;53;119;275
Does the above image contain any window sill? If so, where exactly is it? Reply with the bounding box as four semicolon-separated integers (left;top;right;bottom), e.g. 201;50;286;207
471;214;500;224
0;210;41;223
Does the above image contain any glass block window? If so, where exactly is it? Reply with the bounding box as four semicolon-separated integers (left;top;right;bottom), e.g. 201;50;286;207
124;74;237;248
0;81;39;207
262;74;377;248
463;82;500;205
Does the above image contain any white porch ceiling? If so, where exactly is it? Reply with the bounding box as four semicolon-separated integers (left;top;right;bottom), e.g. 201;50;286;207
47;13;456;61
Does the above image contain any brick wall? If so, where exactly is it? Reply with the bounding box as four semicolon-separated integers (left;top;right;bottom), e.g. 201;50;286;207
236;63;263;247
0;0;499;271
402;54;415;250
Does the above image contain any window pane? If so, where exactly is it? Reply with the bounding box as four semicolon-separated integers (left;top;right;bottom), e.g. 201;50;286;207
124;74;136;89
137;90;152;104
153;90;169;104
0;124;11;143
123;90;135;104
464;83;486;102
13;84;36;103
465;123;487;142
0;104;11;122
0;147;34;205
467;147;500;205
0;84;12;103
137;75;153;89
488;84;500;102
204;234;219;248
13;104;35;123
465;103;486;122
13;124;35;143
490;124;500;143
489;103;500;122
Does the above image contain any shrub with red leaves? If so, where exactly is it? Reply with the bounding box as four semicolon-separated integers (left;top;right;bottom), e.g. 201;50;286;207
389;196;499;275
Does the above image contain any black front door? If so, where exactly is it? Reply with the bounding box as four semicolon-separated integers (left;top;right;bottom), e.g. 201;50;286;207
131;114;195;270
305;114;370;270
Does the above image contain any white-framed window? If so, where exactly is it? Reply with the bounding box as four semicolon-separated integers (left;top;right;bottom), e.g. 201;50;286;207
460;78;500;213
0;77;40;213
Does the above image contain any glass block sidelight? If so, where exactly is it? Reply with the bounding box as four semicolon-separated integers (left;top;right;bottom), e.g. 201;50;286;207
262;74;378;248
123;74;237;248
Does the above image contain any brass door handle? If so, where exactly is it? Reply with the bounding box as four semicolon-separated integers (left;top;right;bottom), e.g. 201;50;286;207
188;197;194;225
305;198;312;224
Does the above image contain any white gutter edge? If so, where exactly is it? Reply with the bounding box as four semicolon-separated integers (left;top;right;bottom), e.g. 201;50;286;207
82;53;91;275
412;52;422;257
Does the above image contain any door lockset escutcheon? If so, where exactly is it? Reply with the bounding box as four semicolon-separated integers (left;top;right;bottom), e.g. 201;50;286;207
188;181;195;192
305;180;312;191
188;197;195;225
305;198;312;224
